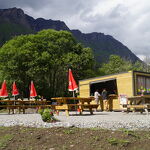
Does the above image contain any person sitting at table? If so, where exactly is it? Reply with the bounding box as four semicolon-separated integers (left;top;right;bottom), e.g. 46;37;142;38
101;88;109;111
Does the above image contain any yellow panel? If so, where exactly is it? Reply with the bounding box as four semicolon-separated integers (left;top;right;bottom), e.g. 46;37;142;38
117;72;133;96
55;105;68;110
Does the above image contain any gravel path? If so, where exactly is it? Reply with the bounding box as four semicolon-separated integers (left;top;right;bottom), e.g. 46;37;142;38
0;111;150;130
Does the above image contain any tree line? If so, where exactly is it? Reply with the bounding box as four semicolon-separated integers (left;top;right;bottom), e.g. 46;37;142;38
0;29;148;99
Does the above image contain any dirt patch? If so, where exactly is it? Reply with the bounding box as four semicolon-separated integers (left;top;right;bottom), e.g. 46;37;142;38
0;126;149;150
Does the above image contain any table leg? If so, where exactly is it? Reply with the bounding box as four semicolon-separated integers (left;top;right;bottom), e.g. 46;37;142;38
79;111;82;115
144;108;149;115
89;107;93;115
23;108;25;114
132;100;136;112
18;107;21;114
87;102;93;114
14;108;16;114
56;110;59;115
100;99;104;111
12;108;14;114
8;108;10;114
65;110;69;116
78;106;83;115
13;102;16;114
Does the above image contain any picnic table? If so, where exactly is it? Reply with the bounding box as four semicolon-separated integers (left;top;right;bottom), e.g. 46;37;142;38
0;99;48;114
127;95;150;114
51;97;98;116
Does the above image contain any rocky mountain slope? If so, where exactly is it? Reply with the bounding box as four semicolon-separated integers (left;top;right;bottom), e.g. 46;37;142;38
0;7;140;63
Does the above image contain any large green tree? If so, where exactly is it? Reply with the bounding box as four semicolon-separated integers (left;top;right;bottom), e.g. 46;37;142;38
0;29;94;98
99;55;132;75
99;55;145;75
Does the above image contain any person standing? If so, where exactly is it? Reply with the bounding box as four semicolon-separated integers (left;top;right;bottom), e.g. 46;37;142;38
101;88;109;111
94;89;100;104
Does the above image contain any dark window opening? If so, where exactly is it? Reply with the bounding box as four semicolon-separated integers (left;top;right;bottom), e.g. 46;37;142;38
90;79;118;96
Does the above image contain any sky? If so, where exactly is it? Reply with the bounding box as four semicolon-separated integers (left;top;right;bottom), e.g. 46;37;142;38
0;0;150;60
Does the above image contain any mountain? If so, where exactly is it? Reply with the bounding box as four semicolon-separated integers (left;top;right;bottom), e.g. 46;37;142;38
0;7;140;63
71;30;139;62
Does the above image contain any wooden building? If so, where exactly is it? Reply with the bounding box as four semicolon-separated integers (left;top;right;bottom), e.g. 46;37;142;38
79;71;150;110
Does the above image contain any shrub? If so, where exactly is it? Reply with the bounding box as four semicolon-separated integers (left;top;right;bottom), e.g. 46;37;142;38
38;108;57;122
38;108;44;115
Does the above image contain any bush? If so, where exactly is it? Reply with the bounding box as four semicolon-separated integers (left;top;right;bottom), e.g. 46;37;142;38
38;108;44;115
38;108;57;122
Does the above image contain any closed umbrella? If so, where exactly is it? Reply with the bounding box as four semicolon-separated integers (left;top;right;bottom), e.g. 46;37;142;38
0;80;8;97
30;81;37;98
12;81;19;100
68;69;78;97
68;69;80;113
12;81;19;96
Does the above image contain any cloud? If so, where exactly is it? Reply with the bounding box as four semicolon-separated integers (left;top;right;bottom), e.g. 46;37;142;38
0;0;150;58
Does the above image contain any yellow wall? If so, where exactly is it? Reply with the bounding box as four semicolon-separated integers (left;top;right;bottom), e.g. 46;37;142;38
116;71;133;97
79;84;89;97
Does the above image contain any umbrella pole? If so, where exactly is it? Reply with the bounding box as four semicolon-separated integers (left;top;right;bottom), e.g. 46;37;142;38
73;91;78;114
14;95;16;113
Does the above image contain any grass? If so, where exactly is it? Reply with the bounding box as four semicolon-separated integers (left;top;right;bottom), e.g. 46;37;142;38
18;146;33;150
0;126;149;150
90;127;100;131
120;129;140;138
145;134;150;140
63;128;76;134
108;137;130;146
0;134;13;149
92;136;100;141
0;126;8;130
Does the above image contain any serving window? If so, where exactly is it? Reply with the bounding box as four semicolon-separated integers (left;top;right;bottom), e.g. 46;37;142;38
90;79;118;96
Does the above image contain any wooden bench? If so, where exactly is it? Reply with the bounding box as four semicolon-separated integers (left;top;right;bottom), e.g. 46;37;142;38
127;104;150;114
0;99;49;113
52;104;99;116
0;104;27;114
0;104;53;114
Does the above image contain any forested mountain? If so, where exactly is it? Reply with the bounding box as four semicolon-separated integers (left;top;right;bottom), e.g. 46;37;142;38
0;7;140;63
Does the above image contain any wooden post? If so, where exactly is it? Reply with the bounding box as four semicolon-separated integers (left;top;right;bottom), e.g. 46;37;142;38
65;110;69;116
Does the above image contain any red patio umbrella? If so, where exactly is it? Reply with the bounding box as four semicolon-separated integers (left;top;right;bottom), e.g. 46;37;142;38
30;81;37;98
0;80;8;97
68;69;78;96
12;81;19;96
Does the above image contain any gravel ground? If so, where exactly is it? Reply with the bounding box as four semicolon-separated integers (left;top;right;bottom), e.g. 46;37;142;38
0;111;150;130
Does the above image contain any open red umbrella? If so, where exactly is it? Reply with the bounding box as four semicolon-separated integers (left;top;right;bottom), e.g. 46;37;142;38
0;80;8;97
12;81;19;96
30;81;37;97
68;69;78;96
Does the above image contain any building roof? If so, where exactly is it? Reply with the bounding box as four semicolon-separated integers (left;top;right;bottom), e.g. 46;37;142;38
79;70;150;82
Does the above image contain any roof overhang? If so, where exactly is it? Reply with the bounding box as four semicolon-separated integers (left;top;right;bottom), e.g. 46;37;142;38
90;78;116;84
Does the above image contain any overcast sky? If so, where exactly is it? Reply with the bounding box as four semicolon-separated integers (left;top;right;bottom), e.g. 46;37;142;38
0;0;150;60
